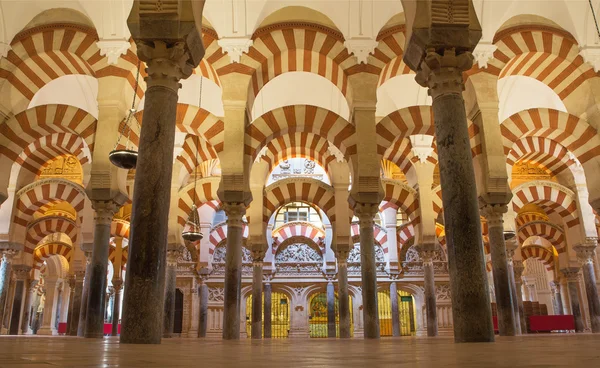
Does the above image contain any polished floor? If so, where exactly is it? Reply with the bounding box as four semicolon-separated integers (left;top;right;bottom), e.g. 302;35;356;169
0;334;597;367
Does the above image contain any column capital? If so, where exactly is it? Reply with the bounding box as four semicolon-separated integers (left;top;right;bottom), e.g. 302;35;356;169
561;267;581;282
137;40;191;91
335;248;350;263
166;249;180;267
415;243;437;265
1;249;18;262
573;239;598;265
550;280;561;294
479;204;508;228
388;272;401;281
262;273;273;284
12;265;31;280
91;200;121;226
222;202;246;228
84;251;93;265
353;202;379;225
415;49;474;99
112;278;123;293
75;270;86;281
67;274;76;289
252;249;265;264
513;260;525;280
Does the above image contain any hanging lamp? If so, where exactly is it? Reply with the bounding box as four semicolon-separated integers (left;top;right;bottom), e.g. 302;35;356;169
109;61;142;170
182;77;204;242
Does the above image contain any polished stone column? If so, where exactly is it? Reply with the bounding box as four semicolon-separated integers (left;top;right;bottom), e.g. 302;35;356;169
222;203;246;340
417;49;494;342
355;203;380;339
337;250;351;338
69;271;84;336
21;280;37;334
574;243;600;333
163;249;178;338
0;250;16;324
513;261;527;333
327;277;336;338
563;268;584;332
85;201;118;338
38;279;60;335
251;252;264;339
9;266;30;335
505;242;522;335
264;276;272;339
121;40;194;345
198;275;209;338
111;279;123;336
389;276;401;337
550;281;564;315
78;251;93;337
417;247;438;337
481;205;516;336
65;274;76;335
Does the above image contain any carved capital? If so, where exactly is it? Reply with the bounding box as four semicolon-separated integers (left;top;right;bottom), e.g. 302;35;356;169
218;37;253;63
336;248;350;262
75;270;86;281
12;265;31;280
137;40;191;91
561;267;581;282
415;48;473;99
353;203;379;227
573;239;598;265
92;200;120;226
67;274;76;289
513;260;525;280
84;251;93;265
479;204;507;228
1;249;17;263
222;202;246;228
252;249;265;264
166;249;180;267
549;280;561;294
112;278;123;293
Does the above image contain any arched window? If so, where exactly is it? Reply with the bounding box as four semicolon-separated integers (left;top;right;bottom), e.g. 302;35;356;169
274;202;323;228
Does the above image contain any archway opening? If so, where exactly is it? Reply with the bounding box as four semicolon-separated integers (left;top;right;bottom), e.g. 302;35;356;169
245;292;290;338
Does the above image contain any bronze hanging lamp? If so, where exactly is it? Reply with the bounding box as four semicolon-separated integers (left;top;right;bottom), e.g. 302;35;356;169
109;61;142;170
182;77;204;242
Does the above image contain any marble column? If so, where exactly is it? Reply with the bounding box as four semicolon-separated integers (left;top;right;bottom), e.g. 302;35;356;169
354;203;380;339
65;274;76;335
110;279;123;336
78;252;93;337
563;268;584;332
68;271;84;336
505;247;522;335
9;266;30;335
0;250;16;325
85;201;118;338
198;277;209;338
527;283;536;302
337;250;351;338
417;49;494;342
221;203;246;340
120;40;193;345
550;281;564;315
481;205;516;336
21;280;37;334
574;243;600;333
264;276;272;339
513;261;527;333
417;247;438;337
389;277;401;337
251;252;264;339
163;249;178;338
38;280;59;335
327;277;336;338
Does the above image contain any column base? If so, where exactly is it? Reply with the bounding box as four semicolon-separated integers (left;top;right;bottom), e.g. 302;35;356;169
353;328;364;338
37;327;57;336
186;329;199;338
289;330;310;338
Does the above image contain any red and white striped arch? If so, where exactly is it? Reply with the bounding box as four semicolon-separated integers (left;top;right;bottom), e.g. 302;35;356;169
511;181;579;228
133;104;224;152
258;132;335;173
13;178;86;230
263;177;336;223
242;23;357;110
24;215;77;254
177;177;220;227
33;242;72;270
247;105;356;164
176;134;219;175
506;136;578;177
488;26;594;101
208;222;249;255
108;245;128;270
0;105;97;180
351;222;388;252
515;211;549;228
372;26;411;87
518;220;566;254
396;221;415;248
500;109;600;168
521;245;555;272
376;106;434;156
432;185;443;217
111;219;130;239
201;28;229;80
380;178;419;221
271;222;325;255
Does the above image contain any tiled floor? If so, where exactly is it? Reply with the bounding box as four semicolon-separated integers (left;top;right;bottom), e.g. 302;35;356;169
0;334;597;367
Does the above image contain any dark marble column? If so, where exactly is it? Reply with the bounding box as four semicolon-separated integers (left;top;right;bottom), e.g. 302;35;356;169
513;261;527;333
354;203;380;339
337;250;351;338
417;247;438;337
505;241;522;335
65;274;76;335
0;250;16;324
163;249;178;338
562;268;584;332
251;252;264;339
574;243;600;333
111;279;123;336
85;201;118;338
264;276;272;339
78;251;93;337
327;277;336;338
389;277;400;337
417;49;494;342
221;203;245;340
21;280;36;334
69;271;84;336
550;281;564;315
481;205;516;336
9;266;29;335
198;276;209;338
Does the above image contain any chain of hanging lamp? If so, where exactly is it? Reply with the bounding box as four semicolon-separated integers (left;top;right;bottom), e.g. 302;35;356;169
182;77;204;242
591;0;600;38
